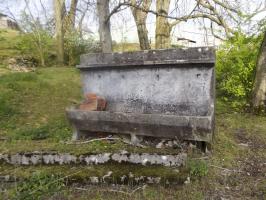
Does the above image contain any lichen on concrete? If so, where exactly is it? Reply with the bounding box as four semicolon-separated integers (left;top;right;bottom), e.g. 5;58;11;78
0;152;187;167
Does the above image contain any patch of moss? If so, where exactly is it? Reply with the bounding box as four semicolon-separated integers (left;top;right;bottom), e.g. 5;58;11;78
0;164;188;185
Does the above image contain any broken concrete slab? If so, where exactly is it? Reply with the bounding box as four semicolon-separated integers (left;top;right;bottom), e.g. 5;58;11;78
0;152;187;167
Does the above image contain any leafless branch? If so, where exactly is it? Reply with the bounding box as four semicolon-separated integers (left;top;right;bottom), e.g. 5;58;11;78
107;0;236;38
210;21;225;40
39;0;49;22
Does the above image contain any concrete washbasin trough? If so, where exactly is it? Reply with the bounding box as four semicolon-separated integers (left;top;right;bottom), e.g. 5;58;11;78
66;47;215;144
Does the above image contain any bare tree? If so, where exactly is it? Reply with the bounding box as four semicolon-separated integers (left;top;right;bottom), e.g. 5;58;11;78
77;0;92;37
108;0;240;49
53;0;80;65
130;0;151;50
97;0;112;53
252;31;266;110
64;0;79;33
54;0;65;64
155;0;171;49
154;0;239;48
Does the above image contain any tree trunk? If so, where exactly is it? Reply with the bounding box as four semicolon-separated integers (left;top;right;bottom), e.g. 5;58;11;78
155;0;171;49
64;0;78;33
130;0;151;50
39;49;45;67
136;22;150;50
68;0;78;29
97;0;112;53
252;31;266;110
54;0;65;65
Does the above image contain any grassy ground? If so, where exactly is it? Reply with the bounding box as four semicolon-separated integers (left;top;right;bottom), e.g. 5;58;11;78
0;29;20;76
0;29;20;61
0;67;265;199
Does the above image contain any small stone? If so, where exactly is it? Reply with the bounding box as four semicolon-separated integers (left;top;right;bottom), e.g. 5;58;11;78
130;134;143;145
166;140;174;147
129;172;134;178
10;154;21;165
238;143;249;147
184;177;190;184
21;155;30;165
154;177;161;184
0;175;10;182
90;177;99;184
156;140;165;148
5;175;10;181
30;155;41;165
120;175;127;183
189;143;196;149
119;150;128;154
43;155;55;164
147;177;154;184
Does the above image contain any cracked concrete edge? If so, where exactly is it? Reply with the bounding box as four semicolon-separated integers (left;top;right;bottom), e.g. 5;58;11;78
0;152;187;167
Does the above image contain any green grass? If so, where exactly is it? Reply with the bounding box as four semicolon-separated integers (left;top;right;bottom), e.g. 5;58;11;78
0;67;81;141
0;29;20;60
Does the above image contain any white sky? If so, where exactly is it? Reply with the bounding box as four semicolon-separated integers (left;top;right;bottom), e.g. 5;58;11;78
108;0;266;46
1;0;266;47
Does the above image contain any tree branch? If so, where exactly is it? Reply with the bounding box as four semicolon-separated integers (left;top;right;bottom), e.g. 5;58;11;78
107;0;238;39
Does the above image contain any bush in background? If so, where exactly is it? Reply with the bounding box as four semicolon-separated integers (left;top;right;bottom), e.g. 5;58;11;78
15;31;55;67
216;32;262;108
64;31;101;66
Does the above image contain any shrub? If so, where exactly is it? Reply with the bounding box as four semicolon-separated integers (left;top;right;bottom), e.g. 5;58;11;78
14;12;56;67
15;31;55;67
216;32;262;108
64;31;101;66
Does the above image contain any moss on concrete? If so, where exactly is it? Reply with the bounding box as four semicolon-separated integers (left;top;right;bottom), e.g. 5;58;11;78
0;163;188;185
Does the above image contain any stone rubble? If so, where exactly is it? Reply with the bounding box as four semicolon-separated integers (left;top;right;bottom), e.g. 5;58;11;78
7;57;36;72
0;152;187;167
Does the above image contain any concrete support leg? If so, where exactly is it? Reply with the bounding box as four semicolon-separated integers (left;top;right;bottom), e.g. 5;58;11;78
72;126;86;140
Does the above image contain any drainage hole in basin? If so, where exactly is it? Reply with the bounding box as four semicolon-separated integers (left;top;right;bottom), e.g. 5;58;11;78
156;74;160;80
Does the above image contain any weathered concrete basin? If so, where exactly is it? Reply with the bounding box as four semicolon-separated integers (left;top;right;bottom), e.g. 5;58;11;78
66;47;215;143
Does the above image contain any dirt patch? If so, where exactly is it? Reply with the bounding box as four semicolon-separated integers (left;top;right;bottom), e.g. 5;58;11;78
234;128;266;150
238;155;266;177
